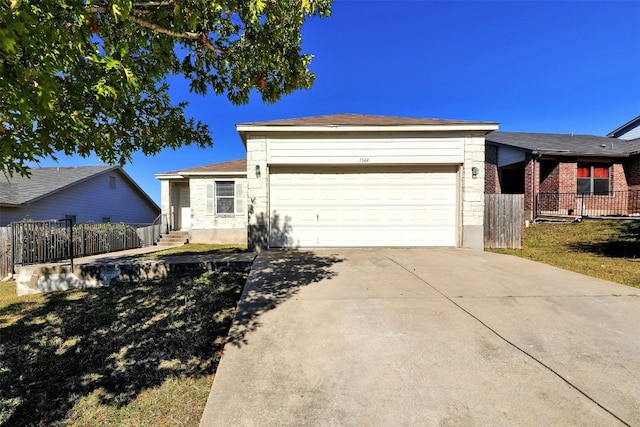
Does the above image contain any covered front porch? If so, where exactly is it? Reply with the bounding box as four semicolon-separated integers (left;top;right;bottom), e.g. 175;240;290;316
159;179;191;231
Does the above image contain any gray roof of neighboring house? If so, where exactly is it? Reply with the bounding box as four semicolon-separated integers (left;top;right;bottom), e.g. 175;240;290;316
607;115;640;139
238;113;497;127
486;131;640;157
0;166;157;209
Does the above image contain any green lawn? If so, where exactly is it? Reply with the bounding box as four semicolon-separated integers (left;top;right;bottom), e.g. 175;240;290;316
490;219;640;288
0;269;247;426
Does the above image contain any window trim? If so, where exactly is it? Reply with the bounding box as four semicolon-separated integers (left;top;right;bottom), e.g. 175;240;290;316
577;163;611;196
206;180;244;216
215;181;235;215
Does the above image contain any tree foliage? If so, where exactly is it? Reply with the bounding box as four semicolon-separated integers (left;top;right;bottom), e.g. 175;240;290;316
0;0;332;176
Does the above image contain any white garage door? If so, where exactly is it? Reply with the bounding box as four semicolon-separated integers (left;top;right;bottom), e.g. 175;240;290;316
269;165;458;247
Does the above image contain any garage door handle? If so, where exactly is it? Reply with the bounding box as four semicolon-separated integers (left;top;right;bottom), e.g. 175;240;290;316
317;214;319;222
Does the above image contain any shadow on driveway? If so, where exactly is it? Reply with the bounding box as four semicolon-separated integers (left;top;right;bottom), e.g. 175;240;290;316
227;250;344;347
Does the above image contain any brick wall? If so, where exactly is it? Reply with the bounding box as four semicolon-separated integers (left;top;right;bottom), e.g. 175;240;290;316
538;160;559;193
484;144;500;194
557;161;577;193
611;163;628;192
624;156;640;190
523;157;537;216
624;156;640;213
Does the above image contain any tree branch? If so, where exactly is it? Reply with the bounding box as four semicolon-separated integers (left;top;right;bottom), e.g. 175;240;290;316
85;4;228;55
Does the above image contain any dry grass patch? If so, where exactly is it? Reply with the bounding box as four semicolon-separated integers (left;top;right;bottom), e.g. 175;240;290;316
0;270;247;426
145;243;247;259
491;220;640;288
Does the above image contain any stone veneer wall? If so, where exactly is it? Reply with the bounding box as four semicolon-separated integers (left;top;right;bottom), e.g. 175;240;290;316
246;136;269;251
188;176;247;244
462;135;486;250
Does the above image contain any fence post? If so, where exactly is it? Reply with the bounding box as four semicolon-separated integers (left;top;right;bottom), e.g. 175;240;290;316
11;223;16;275
68;219;74;272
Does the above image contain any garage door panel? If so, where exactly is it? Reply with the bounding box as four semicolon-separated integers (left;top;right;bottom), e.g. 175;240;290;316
269;166;458;247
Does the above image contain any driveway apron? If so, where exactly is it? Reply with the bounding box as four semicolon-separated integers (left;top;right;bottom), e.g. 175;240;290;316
201;248;640;426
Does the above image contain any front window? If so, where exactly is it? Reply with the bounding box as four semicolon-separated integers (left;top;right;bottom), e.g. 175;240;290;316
206;181;244;215
577;164;610;195
215;181;235;214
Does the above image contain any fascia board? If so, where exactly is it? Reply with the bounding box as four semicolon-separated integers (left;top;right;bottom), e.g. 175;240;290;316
236;124;499;134
154;173;185;180
180;171;247;177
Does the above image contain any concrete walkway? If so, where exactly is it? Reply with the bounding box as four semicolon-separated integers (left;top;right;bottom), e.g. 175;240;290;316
201;248;640;426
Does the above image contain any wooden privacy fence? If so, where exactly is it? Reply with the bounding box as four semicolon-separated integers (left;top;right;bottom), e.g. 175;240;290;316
0;227;11;280
11;219;74;268
485;194;524;249
2;220;161;275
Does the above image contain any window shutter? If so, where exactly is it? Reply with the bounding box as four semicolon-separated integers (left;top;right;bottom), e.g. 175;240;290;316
206;183;214;214
235;182;244;214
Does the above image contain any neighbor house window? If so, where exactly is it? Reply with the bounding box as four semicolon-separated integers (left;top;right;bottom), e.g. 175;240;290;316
109;176;116;189
64;215;77;224
101;217;111;223
206;181;244;215
577;164;610;195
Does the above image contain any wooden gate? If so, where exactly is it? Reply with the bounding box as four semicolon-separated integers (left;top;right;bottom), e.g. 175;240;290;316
484;194;524;249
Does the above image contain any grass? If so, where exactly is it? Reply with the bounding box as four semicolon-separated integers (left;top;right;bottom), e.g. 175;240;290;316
0;269;247;426
144;243;247;258
490;219;640;288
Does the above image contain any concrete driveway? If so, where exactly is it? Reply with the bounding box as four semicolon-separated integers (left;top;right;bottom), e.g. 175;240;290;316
201;249;640;426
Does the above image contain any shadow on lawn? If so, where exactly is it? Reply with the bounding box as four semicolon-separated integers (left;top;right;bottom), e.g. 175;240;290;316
569;221;640;258
0;271;246;426
227;250;344;347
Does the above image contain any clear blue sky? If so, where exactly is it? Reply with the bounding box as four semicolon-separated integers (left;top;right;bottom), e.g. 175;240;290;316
29;0;640;205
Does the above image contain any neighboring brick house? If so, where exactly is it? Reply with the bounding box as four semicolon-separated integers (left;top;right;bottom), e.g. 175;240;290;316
485;132;640;220
0;166;159;226
155;159;247;244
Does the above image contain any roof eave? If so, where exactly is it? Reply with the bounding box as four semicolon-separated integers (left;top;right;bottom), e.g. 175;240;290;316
536;152;631;158
183;171;247;176
607;115;640;138
486;140;536;154
155;171;247;179
155;173;187;180
237;123;500;144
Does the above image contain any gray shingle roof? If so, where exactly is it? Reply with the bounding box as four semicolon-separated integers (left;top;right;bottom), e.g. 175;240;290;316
0;166;117;205
239;113;497;127
486;132;640;157
159;159;247;175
